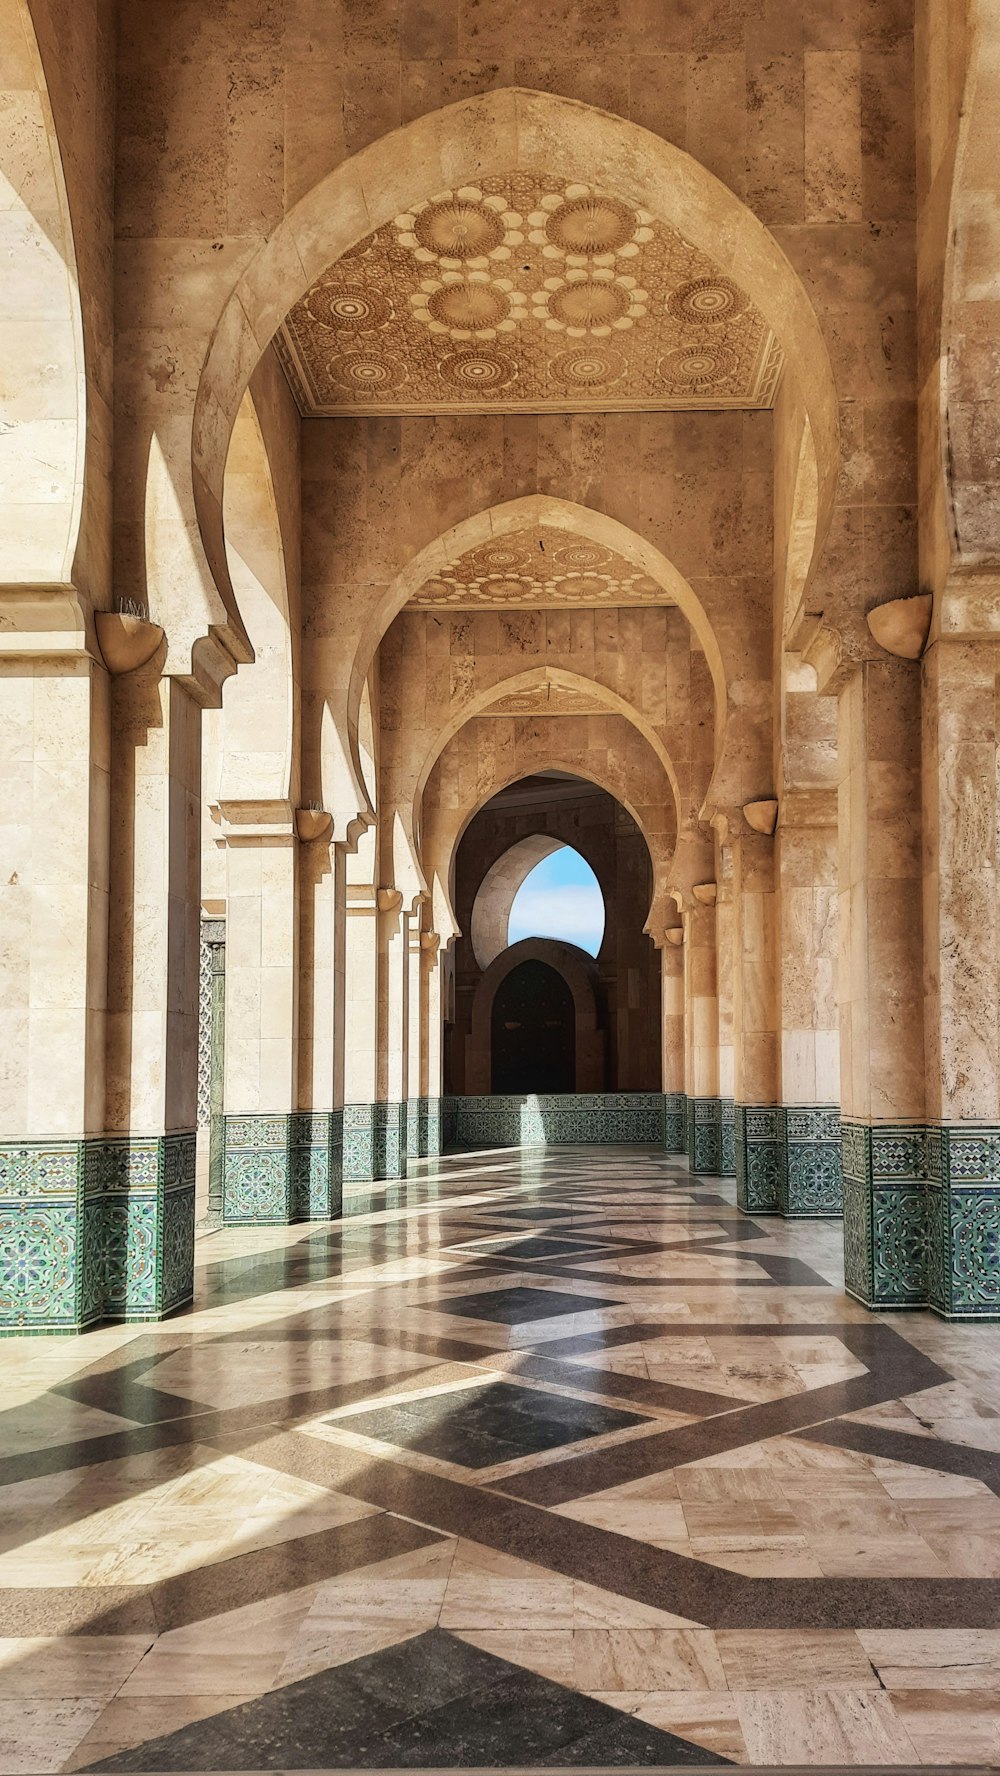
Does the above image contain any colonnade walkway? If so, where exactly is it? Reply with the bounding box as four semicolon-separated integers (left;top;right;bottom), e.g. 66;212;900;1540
3;1147;1000;1771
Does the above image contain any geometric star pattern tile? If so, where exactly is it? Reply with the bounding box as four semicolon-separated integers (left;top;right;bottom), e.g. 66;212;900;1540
407;523;673;610
276;175;783;417
4;1146;1000;1774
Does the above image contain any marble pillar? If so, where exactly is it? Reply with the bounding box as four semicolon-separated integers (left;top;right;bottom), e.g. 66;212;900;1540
838;660;927;1311
715;866;736;1176
684;901;720;1172
103;668;201;1321
375;888;407;1184
732;831;780;1212
421;932;443;1156
921;635;1000;1318
220;803;301;1223
341;860;380;1193
775;789;842;1215
0;654;111;1332
660;932;686;1153
405;915;423;1166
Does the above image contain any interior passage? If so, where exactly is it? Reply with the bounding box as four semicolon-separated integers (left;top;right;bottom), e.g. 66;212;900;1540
3;1146;999;1773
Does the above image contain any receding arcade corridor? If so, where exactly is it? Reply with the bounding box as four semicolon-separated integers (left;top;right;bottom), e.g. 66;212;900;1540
4;1147;999;1772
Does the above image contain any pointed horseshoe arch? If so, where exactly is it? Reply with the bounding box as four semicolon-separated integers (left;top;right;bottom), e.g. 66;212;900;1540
189;87;838;690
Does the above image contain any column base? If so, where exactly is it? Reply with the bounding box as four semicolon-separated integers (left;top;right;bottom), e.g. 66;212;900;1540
841;1121;1000;1320
926;1126;1000;1320
686;1097;720;1173
841;1122;930;1311
341;1103;410;1212
419;1097;444;1158
736;1106;844;1218
719;1099;736;1177
780;1106;843;1216
405;1099;421;1167
1;1133;195;1335
663;1092;686;1154
224;1114;343;1223
735;1105;780;1210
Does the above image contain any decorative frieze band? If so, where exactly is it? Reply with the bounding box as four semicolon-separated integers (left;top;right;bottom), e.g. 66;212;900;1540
454;1093;665;1150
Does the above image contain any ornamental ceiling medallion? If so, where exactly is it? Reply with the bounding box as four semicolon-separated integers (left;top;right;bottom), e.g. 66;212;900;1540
408;524;672;609
276;175;783;415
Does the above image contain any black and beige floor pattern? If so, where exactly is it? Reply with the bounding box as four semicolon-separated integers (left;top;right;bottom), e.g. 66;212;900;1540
3;1147;1000;1769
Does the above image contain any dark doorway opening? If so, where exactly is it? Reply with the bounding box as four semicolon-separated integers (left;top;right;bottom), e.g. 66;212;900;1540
491;958;575;1094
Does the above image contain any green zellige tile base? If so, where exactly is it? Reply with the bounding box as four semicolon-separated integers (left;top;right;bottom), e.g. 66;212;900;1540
663;1091;686;1155
719;1099;736;1177
686;1096;720;1174
737;1106;843;1218
452;1093;665;1149
842;1121;1000;1321
223;1113;343;1224
0;1133;195;1334
735;1105;779;1210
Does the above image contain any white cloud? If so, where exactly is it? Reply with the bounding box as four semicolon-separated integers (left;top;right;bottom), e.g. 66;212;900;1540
507;883;605;954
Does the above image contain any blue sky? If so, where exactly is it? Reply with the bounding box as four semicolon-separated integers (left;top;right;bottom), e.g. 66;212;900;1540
507;845;605;956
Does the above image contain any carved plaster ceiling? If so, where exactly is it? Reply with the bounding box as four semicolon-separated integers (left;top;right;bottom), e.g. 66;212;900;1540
478;682;608;716
276;175;783;415
407;524;672;609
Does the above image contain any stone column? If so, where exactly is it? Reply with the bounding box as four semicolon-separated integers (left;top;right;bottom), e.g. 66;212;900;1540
104;668;202;1322
421;932;443;1156
715;860;736;1176
375;888;407;1183
838;659;926;1310
294;830;342;1221
732;830;780;1213
922;633;1000;1318
0;645;111;1332
775;789;842;1216
405;914;423;1167
684;897;720;1172
202;917;226;1225
341;857;379;1197
659;928;686;1152
217;802;301;1225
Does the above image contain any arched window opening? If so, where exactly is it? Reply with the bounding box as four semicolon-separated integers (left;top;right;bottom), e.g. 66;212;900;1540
508;846;605;958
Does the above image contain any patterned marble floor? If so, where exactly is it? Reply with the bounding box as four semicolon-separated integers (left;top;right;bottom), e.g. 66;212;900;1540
3;1145;1000;1772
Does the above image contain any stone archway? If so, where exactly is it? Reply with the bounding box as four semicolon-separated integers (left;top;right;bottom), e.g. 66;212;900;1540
467;937;604;1095
470;835;563;971
182;88;837;811
0;0;87;593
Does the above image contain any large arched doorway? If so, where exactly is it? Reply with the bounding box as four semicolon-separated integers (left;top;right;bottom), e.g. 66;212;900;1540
449;773;657;1096
491;958;575;1094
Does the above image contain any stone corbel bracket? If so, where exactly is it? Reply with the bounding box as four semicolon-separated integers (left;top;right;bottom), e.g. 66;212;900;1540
743;798;779;835
692;882;718;905
420;931;441;956
95;611;165;675
664;928;685;947
295;807;333;843
866;593;933;660
377;887;403;914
